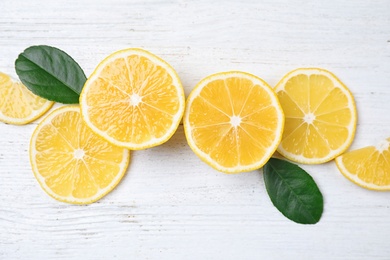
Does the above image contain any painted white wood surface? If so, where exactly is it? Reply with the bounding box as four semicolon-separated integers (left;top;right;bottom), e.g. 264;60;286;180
1;0;390;259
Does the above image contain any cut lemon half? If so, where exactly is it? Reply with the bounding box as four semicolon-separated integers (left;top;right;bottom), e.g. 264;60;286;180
0;72;53;125
335;138;390;190
184;71;284;173
275;68;357;164
30;106;130;204
80;48;185;150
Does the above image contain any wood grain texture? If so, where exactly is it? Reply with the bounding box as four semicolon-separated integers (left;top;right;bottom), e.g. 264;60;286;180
1;0;390;259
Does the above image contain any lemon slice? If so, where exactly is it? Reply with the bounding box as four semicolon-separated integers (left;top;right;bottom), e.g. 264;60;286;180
80;48;185;150
30;106;130;204
0;72;53;125
275;68;357;164
336;138;390;190
184;71;284;173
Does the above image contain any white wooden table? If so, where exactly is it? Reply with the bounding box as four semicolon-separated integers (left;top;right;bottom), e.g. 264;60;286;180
1;0;390;259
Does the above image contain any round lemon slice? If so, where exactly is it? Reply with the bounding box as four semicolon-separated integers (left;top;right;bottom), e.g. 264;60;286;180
336;138;390;190
184;71;284;173
80;48;185;150
275;68;357;164
0;72;53;125
30;105;130;204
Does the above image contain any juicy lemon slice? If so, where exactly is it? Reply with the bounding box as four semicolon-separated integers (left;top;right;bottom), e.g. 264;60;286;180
336;138;390;190
275;68;357;164
0;72;53;125
30;106;130;204
184;71;284;173
80;48;185;150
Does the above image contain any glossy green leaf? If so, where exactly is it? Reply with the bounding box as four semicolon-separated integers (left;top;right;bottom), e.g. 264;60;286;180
263;158;323;224
15;45;86;104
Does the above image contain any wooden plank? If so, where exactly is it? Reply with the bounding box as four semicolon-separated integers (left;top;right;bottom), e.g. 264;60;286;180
1;0;390;259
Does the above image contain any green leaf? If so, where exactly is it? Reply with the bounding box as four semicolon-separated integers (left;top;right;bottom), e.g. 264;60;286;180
263;158;323;224
15;45;87;104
